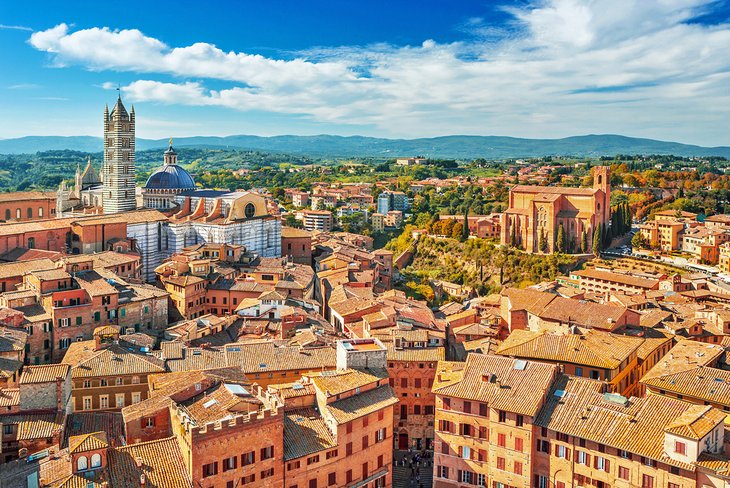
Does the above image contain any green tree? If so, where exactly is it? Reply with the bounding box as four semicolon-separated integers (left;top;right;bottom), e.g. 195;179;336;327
580;230;588;254
510;225;517;247
556;223;566;253
462;211;470;241
631;231;646;249
539;228;548;253
592;223;603;257
452;222;464;240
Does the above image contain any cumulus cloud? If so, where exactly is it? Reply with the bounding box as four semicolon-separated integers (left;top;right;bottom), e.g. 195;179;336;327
28;0;730;144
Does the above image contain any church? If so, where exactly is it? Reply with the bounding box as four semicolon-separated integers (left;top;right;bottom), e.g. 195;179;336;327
500;166;611;253
56;97;281;265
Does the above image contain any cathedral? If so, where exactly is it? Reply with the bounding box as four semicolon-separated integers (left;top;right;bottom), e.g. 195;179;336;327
56;97;282;263
500;166;611;253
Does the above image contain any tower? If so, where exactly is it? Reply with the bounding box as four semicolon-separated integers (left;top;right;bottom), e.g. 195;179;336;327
102;95;136;213
593;165;611;227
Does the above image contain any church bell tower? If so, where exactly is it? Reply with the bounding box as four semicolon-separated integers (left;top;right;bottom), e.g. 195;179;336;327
102;95;136;213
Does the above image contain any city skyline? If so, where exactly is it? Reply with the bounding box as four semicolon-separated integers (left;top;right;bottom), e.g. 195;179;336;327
1;0;730;145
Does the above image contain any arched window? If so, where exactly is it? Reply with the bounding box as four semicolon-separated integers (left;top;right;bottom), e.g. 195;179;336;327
27;208;33;219
16;208;21;219
77;456;88;471
597;175;602;185
4;209;9;220
91;453;101;468
27;237;35;249
38;207;44;217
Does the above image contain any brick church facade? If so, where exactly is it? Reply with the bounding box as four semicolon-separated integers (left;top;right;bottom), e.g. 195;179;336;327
500;166;611;253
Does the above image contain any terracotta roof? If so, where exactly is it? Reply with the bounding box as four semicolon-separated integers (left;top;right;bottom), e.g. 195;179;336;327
495;329;642;370
573;268;660;289
0;191;56;202
224;342;336;374
0;326;28;352
324;385;398;424
108;437;192;487
433;353;558;417
69;431;108;454
64;412;125;448
385;343;444;362
535;374;718;468
664;404;726;440
181;382;261;425
20;364;70;384
0;412;64;440
511;184;597;196
0;387;20;407
309;368;388;397
284;408;337;460
65;342;165;378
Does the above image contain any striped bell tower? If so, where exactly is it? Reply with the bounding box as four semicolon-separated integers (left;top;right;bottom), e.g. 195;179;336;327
102;95;137;213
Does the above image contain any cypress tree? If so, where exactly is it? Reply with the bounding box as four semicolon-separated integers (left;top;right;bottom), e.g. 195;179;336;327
580;230;588;254
556;223;566;253
462;210;469;241
539;228;548;253
593;223;603;257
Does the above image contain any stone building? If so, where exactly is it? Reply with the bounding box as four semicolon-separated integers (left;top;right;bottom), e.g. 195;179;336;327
102;96;137;214
501;166;611;253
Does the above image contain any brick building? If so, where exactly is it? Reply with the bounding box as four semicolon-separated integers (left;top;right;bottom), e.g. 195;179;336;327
0;191;56;223
281;226;313;265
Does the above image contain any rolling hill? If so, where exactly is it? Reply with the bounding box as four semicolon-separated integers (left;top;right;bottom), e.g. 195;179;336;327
0;134;728;159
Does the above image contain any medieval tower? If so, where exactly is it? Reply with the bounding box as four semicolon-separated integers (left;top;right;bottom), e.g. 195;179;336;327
102;95;136;213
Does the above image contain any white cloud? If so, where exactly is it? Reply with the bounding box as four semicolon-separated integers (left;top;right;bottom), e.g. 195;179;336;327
0;24;32;31
27;1;730;145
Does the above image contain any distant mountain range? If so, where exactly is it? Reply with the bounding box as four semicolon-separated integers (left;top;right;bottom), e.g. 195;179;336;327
0;134;728;159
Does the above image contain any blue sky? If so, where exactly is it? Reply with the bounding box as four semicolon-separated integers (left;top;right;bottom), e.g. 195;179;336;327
1;0;730;145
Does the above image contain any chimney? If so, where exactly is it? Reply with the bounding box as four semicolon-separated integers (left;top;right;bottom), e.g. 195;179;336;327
135;456;144;468
140;473;146;486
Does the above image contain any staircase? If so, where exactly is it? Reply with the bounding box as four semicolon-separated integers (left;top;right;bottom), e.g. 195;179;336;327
392;450;433;488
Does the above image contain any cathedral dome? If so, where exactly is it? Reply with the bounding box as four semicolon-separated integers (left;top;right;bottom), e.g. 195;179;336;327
144;164;196;191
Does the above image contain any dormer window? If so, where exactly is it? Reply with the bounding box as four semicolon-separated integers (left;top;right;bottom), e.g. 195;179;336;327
674;441;686;455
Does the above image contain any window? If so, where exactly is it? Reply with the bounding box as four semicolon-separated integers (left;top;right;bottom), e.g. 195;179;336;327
115;393;125;408
594;456;609;472
618;466;630;480
202;462;218;478
346;442;352;456
496;457;505;470
619;449;632;460
77;456;88;471
326;449;338;459
535;475;548;488
642;474;654;488
497;433;506;447
516;414;524;427
91;453;101;468
438;466;449;479
328;472;336;486
479;403;487;416
83;380;92;388
376;428;386;442
346;470;353;484
537;439;550;453
241;451;255;465
261;446;274;460
668;484;680;488
498;410;507;422
577;450;589;465
514;461;523;475
261;468;274;479
515;437;523;452
223;456;237;471
443;397;451;410
83;396;92;410
362;435;369;449
132;392;141;404
462;446;471;460
555;445;569;459
463;401;471;413
674;441;686;455
241;474;256;485
99;395;109;409
307;455;319;465
478;426;488;439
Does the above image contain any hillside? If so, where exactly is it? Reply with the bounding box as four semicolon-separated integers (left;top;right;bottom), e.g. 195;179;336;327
0;134;728;159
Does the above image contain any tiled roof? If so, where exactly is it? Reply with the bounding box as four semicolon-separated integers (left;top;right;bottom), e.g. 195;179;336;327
69;431;108;454
0;387;20;407
64;412;125;448
641;340;724;381
309;368;388;397
65;342;165;378
385;343;444;362
433;353;558;417
284;408;337;460
269;381;316;399
181;382;261;425
573;268;660;289
643;366;730;407
535;374;717;467
20;364;70;384
0;326;27;353
0;258;57;280
664;404;726;440
495;329;643;370
74;271;119;297
224;342;336;374
165;346;227;372
0;357;22;379
109;437;193;487
0;412;65;440
325;385;398;424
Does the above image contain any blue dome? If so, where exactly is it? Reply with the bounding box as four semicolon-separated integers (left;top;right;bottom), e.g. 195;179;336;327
144;164;196;190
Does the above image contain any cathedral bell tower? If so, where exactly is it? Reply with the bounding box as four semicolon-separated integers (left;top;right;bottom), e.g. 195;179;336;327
593;166;611;227
102;95;136;213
